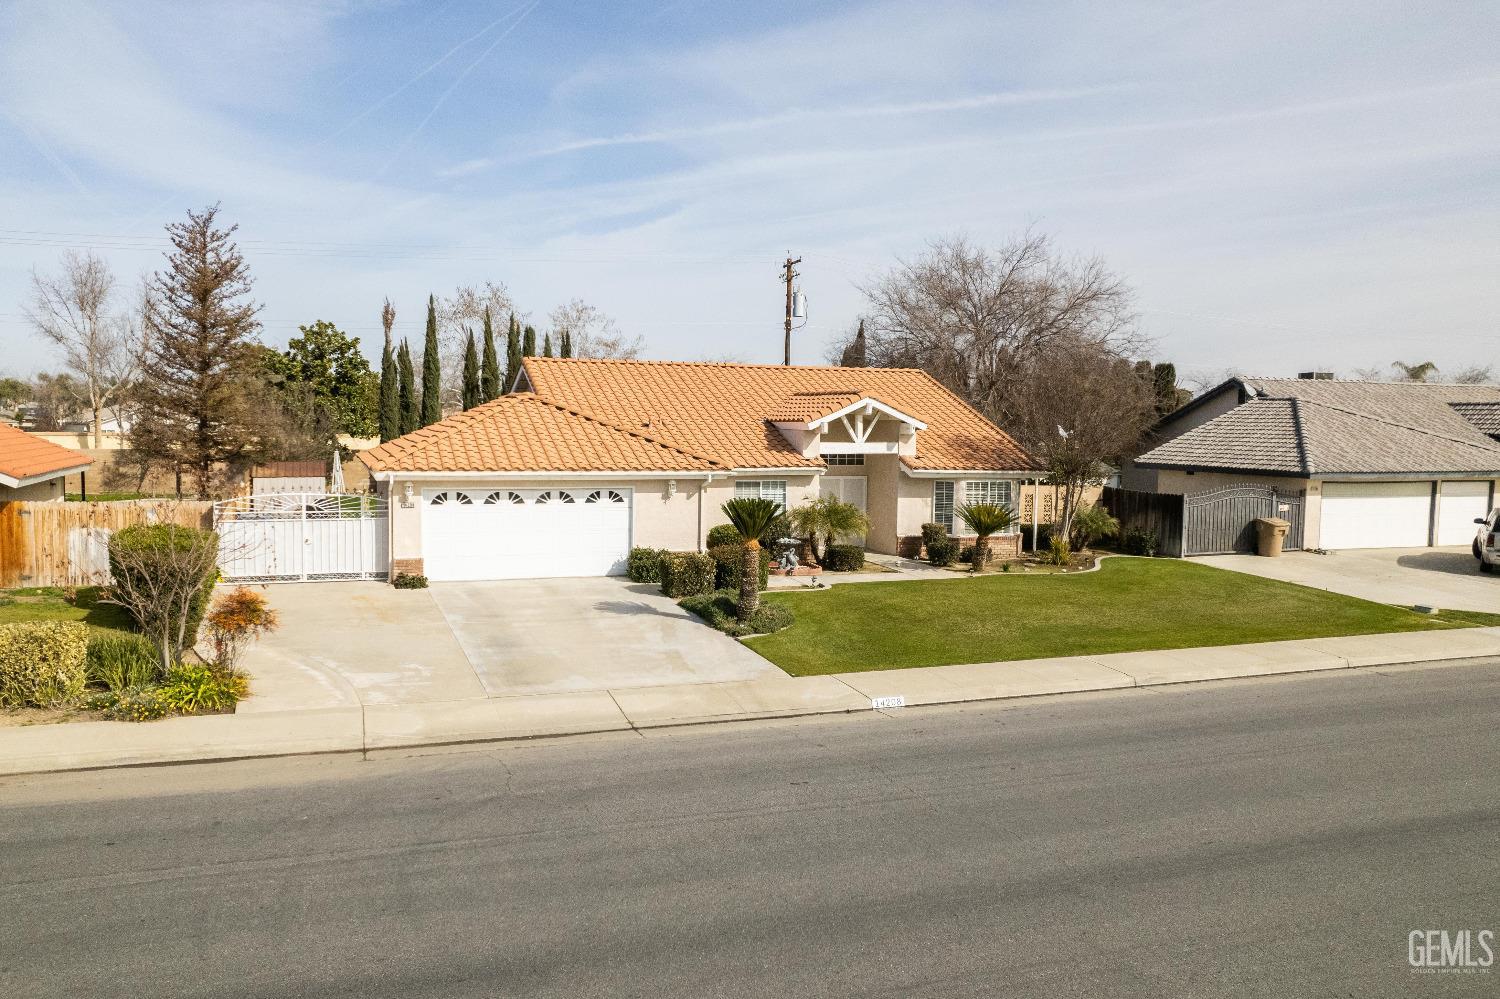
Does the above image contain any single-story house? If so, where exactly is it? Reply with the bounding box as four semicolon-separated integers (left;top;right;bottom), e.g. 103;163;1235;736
1125;376;1500;550
359;357;1045;581
0;422;93;501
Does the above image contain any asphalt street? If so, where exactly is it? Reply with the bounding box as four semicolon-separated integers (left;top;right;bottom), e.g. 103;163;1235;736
3;661;1499;998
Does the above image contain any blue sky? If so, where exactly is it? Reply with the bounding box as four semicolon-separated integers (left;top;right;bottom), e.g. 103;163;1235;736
1;0;1497;382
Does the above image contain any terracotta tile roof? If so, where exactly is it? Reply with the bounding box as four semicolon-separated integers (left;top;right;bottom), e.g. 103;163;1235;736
1139;381;1500;476
765;391;864;423
358;393;721;474
0;423;93;483
521;358;1038;472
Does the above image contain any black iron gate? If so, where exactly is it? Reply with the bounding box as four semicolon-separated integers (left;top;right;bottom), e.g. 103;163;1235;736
1183;485;1305;556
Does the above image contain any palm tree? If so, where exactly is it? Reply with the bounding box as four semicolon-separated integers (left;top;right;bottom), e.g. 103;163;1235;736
1391;361;1438;383
790;496;871;562
956;502;1016;572
721;497;782;622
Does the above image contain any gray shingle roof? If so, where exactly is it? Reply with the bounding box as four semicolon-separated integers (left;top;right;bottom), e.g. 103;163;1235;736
1138;380;1500;476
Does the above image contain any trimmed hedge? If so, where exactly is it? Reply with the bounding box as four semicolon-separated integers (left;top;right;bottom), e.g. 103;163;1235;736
679;589;795;638
658;552;716;598
822;544;865;573
926;538;958;567
1122;528;1159;557
1020;523;1054;551
920;522;949;550
627;546;668;583
705;524;741;550
708;543;771;591
0;621;89;708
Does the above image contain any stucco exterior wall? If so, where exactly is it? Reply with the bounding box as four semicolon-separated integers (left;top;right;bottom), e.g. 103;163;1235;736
0;478;66;502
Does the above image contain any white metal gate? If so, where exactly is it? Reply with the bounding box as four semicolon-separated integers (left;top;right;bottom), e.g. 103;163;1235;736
213;493;388;582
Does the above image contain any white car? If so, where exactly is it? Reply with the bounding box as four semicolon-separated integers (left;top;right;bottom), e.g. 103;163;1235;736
1474;509;1499;574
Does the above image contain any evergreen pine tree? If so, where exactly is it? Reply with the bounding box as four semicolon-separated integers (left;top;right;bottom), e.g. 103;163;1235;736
480;308;501;400
397;340;417;435
378;299;398;441
462;329;481;410
542;332;553;358
560;329;573;358
504;313;522;392
839;319;868;367
421;294;441;426
128;204;263;499
522;324;537;357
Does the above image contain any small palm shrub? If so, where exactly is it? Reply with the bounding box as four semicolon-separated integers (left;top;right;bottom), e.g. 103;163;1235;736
955;502;1016;572
709;515;792;551
1070;504;1121;549
720;497;783;621
822;544;865;572
86;633;163;694
658;552;717;598
627;546;668;583
0;622;89;708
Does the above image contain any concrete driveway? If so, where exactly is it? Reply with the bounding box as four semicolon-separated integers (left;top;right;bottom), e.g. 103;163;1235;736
239;578;776;710
1196;546;1498;612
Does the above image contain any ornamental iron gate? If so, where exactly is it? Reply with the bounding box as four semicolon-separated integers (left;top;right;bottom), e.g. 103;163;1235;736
1183;485;1304;556
213;492;388;582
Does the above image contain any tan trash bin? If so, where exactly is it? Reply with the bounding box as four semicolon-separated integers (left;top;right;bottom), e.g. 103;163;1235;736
1254;517;1291;557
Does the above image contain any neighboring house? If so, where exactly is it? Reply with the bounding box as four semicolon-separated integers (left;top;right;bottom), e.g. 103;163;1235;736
1126;376;1500;550
359;358;1044;581
0;423;93;501
251;461;330;495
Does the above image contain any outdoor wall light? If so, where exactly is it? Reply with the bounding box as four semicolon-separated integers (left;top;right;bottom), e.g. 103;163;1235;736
402;482;414;507
666;479;677;498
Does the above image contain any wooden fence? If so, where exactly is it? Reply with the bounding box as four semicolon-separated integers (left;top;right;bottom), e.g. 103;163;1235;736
1101;486;1186;558
0;500;214;588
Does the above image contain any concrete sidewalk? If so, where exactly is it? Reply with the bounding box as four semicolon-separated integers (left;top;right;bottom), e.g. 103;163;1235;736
4;627;1500;776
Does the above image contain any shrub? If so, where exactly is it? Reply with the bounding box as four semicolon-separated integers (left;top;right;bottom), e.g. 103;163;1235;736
927;538;958;567
959;544;976;563
658;551;716;598
708;514;791;551
104;684;171;722
86;633;163;694
107;523;219;668
205;587;278;672
679;590;795;637
920;522;949;550
393;572;429;589
1070;504;1120;549
155;663;249;715
1047;536;1072;566
1020;523;1053;551
705;523;741;550
823;544;865;572
708;544;771;590
627;546;668;583
0;622;89;708
1121;527;1159;557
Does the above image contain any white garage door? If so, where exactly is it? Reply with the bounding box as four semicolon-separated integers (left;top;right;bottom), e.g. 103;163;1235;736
1319;481;1431;550
421;487;632;581
1436;481;1493;546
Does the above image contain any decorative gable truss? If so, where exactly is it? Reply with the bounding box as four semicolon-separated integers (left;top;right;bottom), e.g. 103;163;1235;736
770;394;928;460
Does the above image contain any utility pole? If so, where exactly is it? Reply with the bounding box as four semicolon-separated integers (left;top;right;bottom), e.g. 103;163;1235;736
781;255;801;366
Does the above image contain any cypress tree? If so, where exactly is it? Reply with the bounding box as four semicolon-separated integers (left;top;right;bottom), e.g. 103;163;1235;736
480;308;501;400
397;340;417;435
421;294;441;426
462;329;480;410
560;329;573;359
504;313;522;392
542;332;554;358
522;324;537;357
379;298;399;442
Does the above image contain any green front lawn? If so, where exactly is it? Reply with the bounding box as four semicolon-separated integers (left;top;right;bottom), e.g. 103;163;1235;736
0;587;135;636
745;557;1500;675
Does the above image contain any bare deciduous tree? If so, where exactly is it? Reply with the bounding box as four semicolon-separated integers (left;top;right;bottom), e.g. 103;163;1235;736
835;232;1143;421
1449;364;1495;385
547;299;643;359
435;283;515;404
1007;338;1158;542
25;250;138;447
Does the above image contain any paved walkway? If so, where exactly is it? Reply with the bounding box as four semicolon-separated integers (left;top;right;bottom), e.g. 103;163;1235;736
1198;546;1497;612
5;626;1498;775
